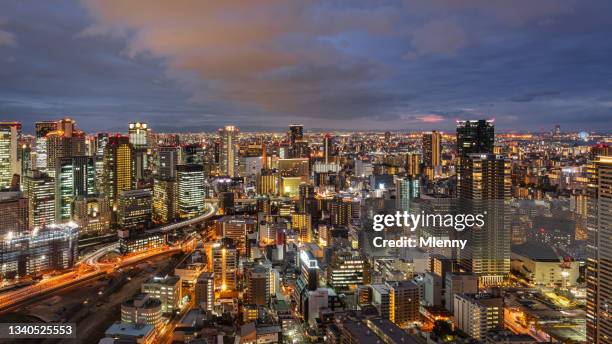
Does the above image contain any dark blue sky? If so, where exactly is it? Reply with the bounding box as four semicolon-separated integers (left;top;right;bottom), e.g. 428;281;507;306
1;0;611;133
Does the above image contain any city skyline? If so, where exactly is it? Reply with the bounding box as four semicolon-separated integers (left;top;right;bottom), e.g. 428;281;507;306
1;1;612;133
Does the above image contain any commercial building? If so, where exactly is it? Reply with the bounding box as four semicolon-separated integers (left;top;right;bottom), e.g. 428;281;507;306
152;178;178;224
23;170;55;229
219;125;239;177
121;293;163;328
212;238;238;292
454;293;504;340
195;272;214;312
72;195;110;235
177;164;205;219
0;122;21;189
246;265;271;306
0;191;28;237
102;135;133;208
118;189;152;230
55;156;95;222
142;275;181;314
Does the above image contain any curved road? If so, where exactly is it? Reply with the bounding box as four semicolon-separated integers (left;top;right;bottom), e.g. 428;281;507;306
0;202;217;314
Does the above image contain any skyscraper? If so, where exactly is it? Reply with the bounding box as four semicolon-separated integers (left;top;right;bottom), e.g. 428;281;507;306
422;131;441;179
246;265;271;306
219;125;239;177
0;122;21;189
213;238;238;292
288;124;308;158
177;164;205;219
458;153;511;286
456;120;494;159
23;170;55;228
128;122;150;181
323;133;333;164
45;118;87;177
157;145;178;180
586;156;612;343
55;156;95;222
102;135;133;209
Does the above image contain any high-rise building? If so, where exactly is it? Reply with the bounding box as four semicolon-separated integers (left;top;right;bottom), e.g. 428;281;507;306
246;265;271;306
195;272;214;312
405;153;421;178
55;156;95;222
45;118;87;177
216;215;255;254
102;135;133;208
292;213;313;243
23;170;55;229
456;120;494;159
444;272;478;313
212;238;238;292
395;178;419;211
586;156;612;343
128;122;150;181
388;280;420;329
152;178;178;224
288;124;308;158
458;153;511;286
323;133;333;164
0;122;21;189
454;293;503;340
423;131;441;179
326;251;366;290
34;121;57;171
219;125;239;177
72;195;110;235
177;164;204;219
0;191;28;237
157;145;178;180
141;275;181;314
121;294;163;329
118;189;152;230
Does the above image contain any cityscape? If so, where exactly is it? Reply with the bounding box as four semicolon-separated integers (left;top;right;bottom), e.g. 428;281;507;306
0;119;609;344
2;1;612;344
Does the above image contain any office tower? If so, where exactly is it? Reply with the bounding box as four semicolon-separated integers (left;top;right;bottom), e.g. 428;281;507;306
94;133;108;193
423;131;441;179
0;191;28;237
118;189;152;230
180;143;204;165
152;178;178;224
288;124;308;158
157;145;178;180
46;118;87;176
278;158;309;181
128;122;150;180
586;156;612;343
73;195;110;235
246;265;271;306
326;251;366;290
330;196;353;226
121;294;163;329
195;272;215;312
256;170;278;196
212;238;238;291
23;170;55;228
219;125;239;177
292;213;313;243
388;280;420;328
295;250;320;317
289;124;304;147
0;222;79;279
55;156;95;222
0;122;21;189
456;120;494;159
395;177;419;211
458;154;510;286
20;143;33;177
34;121;58;171
102;135;133;208
177;164;204;219
454;293;503;340
444;272;478;312
405;153;421;178
323;133;333;164
141;275;181;314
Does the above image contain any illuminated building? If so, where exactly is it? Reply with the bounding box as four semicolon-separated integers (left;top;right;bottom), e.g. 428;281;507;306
157;145;178;180
102;135;133;208
216;215;255;254
212;238;238;292
511;242;580;287
246;265;271;306
195;272;214;312
395;178;419;211
288;124;308;158
456;119;494;159
55;156;95;222
458;153;511;286
330;196;353;226
323;133;333;164
152;178;178;224
118;230;165;254
0;222;79;279
103;323;155;344
118;189;152;230
73;195;110;235
45;118;87;177
326;251;366;290
34;121;58;171
423;131;441;179
291;213;312;243
405;153;421;178
128;122;150;180
388;280;420;328
0;191;28;237
586;156;612;343
23;170;55;228
177;164;204;219
454;293;503;340
141;275;181;314
295;250;320;316
121;294;163;329
219;125;239;177
256;171;277;196
0;122;21;189
278;158;309;181
281;176;301;197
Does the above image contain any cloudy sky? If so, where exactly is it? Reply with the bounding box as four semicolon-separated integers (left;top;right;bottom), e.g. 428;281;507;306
1;0;611;133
